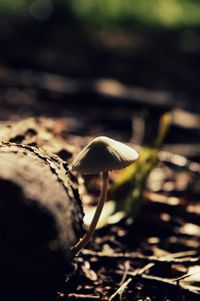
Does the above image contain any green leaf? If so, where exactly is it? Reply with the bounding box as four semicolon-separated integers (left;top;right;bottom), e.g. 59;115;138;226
110;112;172;218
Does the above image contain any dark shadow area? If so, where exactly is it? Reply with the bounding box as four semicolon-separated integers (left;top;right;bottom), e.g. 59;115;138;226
0;2;200;107
0;180;67;301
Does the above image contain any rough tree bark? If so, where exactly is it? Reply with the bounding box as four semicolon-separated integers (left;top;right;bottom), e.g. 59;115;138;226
0;142;83;301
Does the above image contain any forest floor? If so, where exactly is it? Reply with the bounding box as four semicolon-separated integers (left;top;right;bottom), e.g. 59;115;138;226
1;5;200;298
0;69;200;300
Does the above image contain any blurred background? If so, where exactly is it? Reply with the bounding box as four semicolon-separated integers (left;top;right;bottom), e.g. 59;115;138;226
0;0;200;160
0;2;200;300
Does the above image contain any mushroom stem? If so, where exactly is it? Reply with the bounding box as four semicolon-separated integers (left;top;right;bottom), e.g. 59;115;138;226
73;171;109;255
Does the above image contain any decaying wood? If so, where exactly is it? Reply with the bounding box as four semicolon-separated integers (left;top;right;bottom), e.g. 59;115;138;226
0;142;83;300
0;117;78;161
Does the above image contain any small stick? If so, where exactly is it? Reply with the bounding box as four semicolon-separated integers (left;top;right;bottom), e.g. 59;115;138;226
141;274;200;296
109;278;132;301
110;263;154;301
81;249;200;265
67;293;100;299
173;271;200;283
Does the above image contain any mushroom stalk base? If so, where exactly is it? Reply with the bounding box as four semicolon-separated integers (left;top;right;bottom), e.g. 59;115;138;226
73;171;109;255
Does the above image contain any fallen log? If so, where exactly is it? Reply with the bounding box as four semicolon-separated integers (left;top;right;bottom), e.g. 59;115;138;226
0;143;83;301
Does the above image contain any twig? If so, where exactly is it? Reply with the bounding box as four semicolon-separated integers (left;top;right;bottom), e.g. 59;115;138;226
108;278;132;301
163;250;198;258
130;263;155;276
81;249;200;265
173;271;200;283
109;260;154;301
141;274;200;296
67;293;100;299
119;260;130;286
118;261;132;301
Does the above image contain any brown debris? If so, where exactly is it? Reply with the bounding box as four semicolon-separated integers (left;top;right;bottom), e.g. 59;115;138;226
0;117;77;160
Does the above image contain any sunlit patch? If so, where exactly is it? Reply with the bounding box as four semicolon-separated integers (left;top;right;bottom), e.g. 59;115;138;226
172;109;200;129
175;172;190;191
163;181;174;192
95;79;126;97
168;236;199;248
172;264;187;273
147;237;160;244
117;229;126;237
179;223;200;236
187;204;200;215
170;154;187;167
84;200;117;229
152;246;170;257
190;162;200;173
145;191;181;206
160;213;171;222
167;196;181;206
180;266;200;292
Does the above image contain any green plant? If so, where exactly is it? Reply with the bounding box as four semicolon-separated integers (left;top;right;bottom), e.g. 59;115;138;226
110;112;172;219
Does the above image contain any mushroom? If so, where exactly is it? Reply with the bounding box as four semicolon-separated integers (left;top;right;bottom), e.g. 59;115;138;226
72;136;138;254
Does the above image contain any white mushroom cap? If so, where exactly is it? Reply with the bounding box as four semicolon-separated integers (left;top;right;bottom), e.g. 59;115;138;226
72;136;138;175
